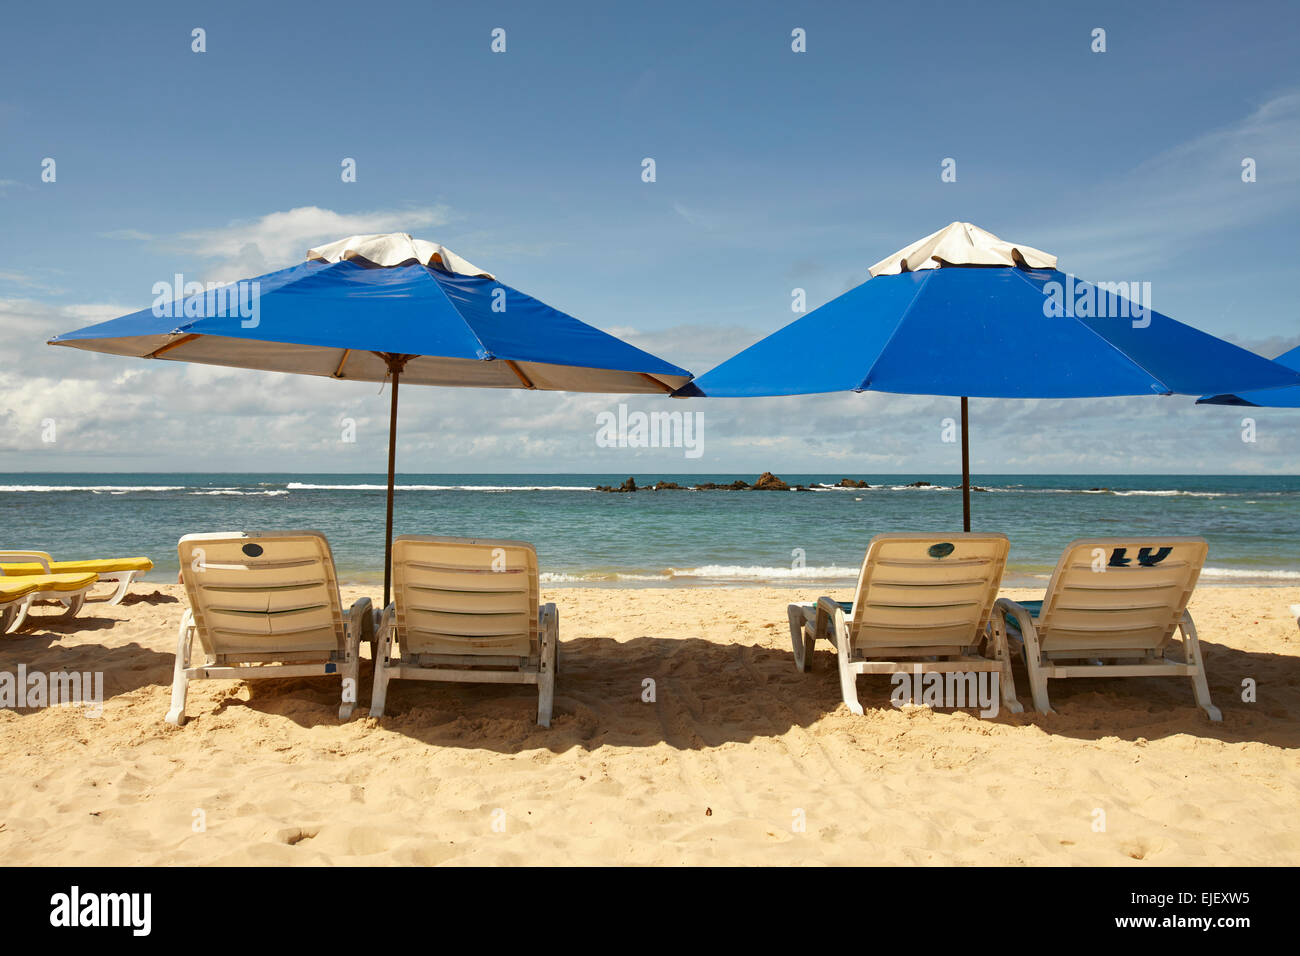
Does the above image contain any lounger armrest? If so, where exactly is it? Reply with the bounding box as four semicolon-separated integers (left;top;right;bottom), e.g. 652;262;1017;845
994;597;1037;650
814;595;849;642
994;597;1034;626
0;551;53;573
815;596;843;616
345;596;374;651
538;603;558;630
374;601;396;661
539;603;559;665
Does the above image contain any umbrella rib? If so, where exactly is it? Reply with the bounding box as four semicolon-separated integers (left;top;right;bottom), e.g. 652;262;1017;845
505;360;536;388
637;373;674;394
333;349;351;378
421;265;495;360
855;272;933;391
1007;268;1174;395
148;333;201;358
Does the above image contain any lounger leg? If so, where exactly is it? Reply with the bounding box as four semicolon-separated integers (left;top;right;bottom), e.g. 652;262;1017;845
165;610;195;726
8;597;31;634
339;597;370;721
537;603;558;728
830;609;863;715
1000;602;1053;715
58;591;86;619
0;603;17;635
1021;629;1054;715
985;616;1024;715
788;604;815;672
368;604;395;719
105;572;135;606
1179;611;1222;722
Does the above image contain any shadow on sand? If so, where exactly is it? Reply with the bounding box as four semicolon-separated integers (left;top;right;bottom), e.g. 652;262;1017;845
210;632;1300;753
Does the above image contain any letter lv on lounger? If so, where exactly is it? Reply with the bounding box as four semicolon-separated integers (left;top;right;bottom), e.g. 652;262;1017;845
993;537;1220;720
370;536;558;727
787;533;1022;715
167;532;372;726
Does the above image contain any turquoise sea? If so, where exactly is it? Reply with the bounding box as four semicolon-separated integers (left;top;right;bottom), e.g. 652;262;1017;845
2;473;1298;587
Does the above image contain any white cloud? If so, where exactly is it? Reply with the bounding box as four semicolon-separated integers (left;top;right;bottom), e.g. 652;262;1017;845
672;201;722;230
106;204;454;284
98;228;153;241
3;305;1295;473
1032;90;1300;273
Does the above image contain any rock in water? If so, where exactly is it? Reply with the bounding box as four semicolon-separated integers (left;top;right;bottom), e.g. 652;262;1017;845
753;471;790;491
595;477;638;492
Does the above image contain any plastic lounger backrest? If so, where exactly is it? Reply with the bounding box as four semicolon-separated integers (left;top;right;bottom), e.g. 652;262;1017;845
850;533;1009;652
1036;537;1208;656
177;531;345;659
392;536;539;658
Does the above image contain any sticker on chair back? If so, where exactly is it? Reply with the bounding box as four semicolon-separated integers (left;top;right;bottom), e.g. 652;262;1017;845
1108;546;1172;568
928;542;955;559
242;543;264;557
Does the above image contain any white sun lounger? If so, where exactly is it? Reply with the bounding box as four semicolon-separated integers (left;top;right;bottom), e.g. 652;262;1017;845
0;565;98;633
166;531;370;726
994;537;1220;720
370;536;558;727
787;533;1022;715
0;551;153;605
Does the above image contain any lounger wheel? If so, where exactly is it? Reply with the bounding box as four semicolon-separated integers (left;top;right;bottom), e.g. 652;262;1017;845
164;707;186;727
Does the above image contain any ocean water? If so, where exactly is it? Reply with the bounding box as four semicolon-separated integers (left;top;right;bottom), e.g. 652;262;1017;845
1;473;1298;588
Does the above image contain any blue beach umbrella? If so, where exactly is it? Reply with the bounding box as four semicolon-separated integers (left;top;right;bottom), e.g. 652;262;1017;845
50;233;693;602
677;223;1300;529
1197;345;1300;407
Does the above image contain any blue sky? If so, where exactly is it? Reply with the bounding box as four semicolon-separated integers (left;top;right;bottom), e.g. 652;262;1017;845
1;0;1298;474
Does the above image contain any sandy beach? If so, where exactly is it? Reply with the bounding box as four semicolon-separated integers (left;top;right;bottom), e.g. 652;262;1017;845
1;582;1297;866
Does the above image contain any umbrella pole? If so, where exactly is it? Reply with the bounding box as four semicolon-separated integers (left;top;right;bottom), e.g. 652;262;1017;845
383;362;401;608
960;396;971;532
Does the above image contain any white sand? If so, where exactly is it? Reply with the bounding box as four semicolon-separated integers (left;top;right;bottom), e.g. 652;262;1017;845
2;583;1297;865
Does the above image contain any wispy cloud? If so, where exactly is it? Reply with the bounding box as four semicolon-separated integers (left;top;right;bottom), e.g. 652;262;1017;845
1034;90;1300;273
0;270;65;295
103;204;454;283
99;228;153;241
6;309;1295;473
672;201;722;230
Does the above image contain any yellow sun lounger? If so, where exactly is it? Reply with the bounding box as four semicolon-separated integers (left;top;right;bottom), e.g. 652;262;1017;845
0;552;153;605
0;571;98;633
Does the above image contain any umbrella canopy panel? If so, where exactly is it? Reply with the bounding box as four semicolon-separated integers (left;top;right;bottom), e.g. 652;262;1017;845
50;256;691;394
674;221;1300;532
679;265;1300;399
49;233;694;604
1198;345;1300;407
